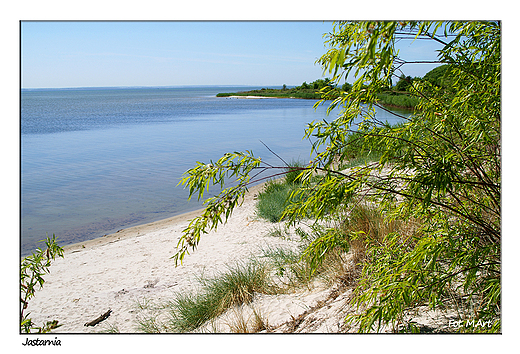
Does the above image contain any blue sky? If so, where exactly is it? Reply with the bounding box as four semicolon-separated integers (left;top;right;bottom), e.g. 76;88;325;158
22;21;444;89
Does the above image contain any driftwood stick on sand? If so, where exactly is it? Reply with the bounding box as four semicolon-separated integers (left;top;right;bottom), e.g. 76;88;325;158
84;309;112;327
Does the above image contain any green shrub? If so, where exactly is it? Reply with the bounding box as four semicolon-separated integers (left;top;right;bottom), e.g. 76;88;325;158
20;235;64;333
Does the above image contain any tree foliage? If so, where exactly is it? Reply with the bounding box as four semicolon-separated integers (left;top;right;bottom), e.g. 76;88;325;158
422;64;450;87
177;21;501;332
21;235;64;333
394;74;413;91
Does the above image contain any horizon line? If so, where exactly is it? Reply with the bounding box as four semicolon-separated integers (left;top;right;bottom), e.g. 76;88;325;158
20;84;297;91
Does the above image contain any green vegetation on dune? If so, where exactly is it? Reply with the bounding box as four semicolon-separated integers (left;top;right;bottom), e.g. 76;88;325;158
166;260;275;332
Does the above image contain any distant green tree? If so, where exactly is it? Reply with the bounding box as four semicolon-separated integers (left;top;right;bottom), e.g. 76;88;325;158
341;82;352;92
423;64;450;87
395;74;413;91
312;78;332;90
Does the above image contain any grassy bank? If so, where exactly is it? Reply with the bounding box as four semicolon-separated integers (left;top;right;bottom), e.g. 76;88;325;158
219;88;419;109
217;88;321;100
133;171;416;333
217;79;334;100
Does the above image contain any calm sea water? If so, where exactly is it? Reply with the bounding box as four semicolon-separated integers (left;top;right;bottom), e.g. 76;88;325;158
21;86;409;255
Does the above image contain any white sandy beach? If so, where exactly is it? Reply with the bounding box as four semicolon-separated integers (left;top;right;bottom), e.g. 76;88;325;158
26;174;463;334
226;95;274;99
26;183;352;333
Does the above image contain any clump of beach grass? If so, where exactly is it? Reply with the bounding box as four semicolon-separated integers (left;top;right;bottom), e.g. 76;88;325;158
256;160;306;223
134;297;171;333
223;305;272;333
260;244;314;289
164;260;277;332
256;180;299;222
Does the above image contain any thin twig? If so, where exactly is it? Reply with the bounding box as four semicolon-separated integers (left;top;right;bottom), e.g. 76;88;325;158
259;140;289;167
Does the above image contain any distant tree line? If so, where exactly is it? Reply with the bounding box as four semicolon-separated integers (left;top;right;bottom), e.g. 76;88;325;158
217;65;450;109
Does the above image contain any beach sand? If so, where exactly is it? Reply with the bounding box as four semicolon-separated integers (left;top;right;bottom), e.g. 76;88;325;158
25;175;463;334
26;183;339;333
226;95;274;99
26;178;466;335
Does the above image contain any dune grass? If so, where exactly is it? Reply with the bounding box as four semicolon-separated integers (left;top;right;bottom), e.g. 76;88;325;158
134;200;413;333
256;160;306;223
163;260;277;332
256;181;300;222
